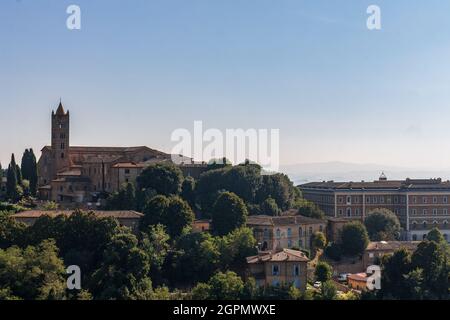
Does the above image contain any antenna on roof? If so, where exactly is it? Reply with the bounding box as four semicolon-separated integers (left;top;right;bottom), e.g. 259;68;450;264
379;172;387;181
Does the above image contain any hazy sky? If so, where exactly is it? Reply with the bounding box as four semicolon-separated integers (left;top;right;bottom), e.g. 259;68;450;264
1;0;450;169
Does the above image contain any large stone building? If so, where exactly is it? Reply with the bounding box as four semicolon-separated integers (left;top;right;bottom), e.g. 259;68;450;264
247;210;327;252
37;103;207;203
246;249;309;291
299;174;450;241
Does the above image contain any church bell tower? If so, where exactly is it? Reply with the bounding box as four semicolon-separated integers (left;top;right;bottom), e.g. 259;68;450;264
51;101;70;173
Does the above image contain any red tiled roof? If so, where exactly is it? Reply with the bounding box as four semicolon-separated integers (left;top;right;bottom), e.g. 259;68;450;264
247;248;309;264
12;210;143;219
347;273;368;282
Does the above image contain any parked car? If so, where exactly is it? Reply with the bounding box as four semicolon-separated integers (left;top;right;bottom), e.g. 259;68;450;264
313;281;322;289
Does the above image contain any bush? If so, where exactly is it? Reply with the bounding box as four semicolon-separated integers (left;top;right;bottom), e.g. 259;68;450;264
324;242;342;261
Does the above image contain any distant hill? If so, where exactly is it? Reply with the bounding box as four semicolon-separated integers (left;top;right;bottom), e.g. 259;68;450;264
280;161;450;186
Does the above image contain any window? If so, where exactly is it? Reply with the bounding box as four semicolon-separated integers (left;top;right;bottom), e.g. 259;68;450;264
413;196;417;204
272;265;280;276
355;208;360;216
444;209;448;215
373;197;378;204
319;225;323;232
380;197;385;204
338;197;343;204
433;197;438;204
124;169;130;174
412;222;417;230
338;209;343;216
287;228;292;238
61;152;64;159
433;209;438;215
423;221;427;228
394;197;398;204
299;227;303;236
60;142;65;149
366;197;370;204
412;234;418;241
294;265;300;277
346;196;351;204
412;209;417;215
444;197;448;204
309;227;313;235
423;197;427;204
276;229;281;239
299;239;303;247
423;209;428;215
263;228;269;240
346;208;351;217
288;240;292;248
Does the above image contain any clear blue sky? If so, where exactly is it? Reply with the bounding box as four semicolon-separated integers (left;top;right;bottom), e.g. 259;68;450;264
1;0;450;169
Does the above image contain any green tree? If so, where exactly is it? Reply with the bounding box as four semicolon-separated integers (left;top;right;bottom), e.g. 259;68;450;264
380;248;413;299
90;233;153;300
212;192;248;236
0;211;27;249
137;163;183;196
319;280;337;300
181;176;196;209
140;195;194;239
411;240;448;298
294;199;325;219
364;208;401;241
106;182;136;210
0;240;66;300
164;196;195;238
312;231;327;251
219;227;258;271
340;221;369;256
21;149;38;196
205;271;245;300
260;197;280;216
170;232;221;285
6;154;19;201
315;261;333;282
140;224;170;286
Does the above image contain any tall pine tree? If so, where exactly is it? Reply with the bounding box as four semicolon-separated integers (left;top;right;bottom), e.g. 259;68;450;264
6;154;18;201
20;149;38;196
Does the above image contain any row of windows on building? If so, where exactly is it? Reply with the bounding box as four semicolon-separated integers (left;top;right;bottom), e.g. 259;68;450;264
339;195;449;205
272;264;301;277
264;226;324;240
411;220;449;229
338;207;450;217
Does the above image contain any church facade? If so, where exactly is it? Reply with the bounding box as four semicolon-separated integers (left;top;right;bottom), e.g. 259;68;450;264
37;103;206;203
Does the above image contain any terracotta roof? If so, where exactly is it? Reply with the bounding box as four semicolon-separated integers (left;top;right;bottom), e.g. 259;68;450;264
112;162;146;168
12;210;143;219
366;241;419;252
347;273;368;282
247;214;325;227
300;178;450;191
247;249;309;264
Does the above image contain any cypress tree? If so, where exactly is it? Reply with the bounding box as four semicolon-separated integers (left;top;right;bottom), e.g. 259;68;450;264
29;149;38;196
21;149;30;180
6;154;18;201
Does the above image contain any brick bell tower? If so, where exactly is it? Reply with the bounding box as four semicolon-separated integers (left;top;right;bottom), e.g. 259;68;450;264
51;101;70;173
